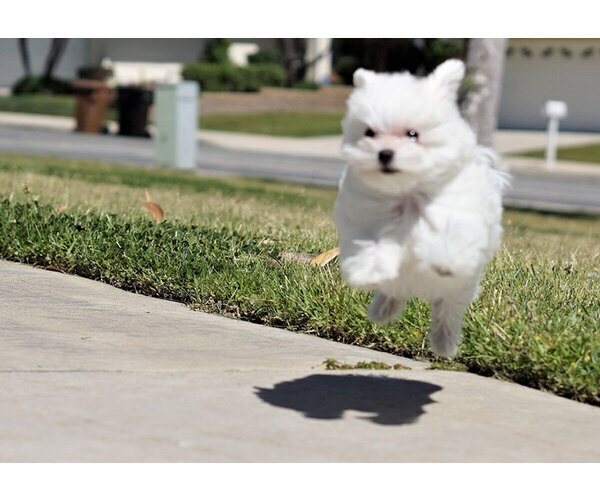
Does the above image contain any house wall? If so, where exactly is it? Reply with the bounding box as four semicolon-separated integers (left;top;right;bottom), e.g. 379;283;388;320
87;39;209;65
0;38;279;90
0;38;88;88
87;38;277;65
8;38;597;133
499;39;600;132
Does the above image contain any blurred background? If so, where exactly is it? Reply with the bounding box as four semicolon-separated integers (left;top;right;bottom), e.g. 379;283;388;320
1;38;599;213
1;38;600;132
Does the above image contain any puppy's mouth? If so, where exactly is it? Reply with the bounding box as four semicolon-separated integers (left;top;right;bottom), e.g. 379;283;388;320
381;165;400;174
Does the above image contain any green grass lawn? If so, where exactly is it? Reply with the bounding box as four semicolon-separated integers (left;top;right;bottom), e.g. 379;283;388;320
200;111;344;137
0;152;599;405
518;143;600;164
0;95;342;137
0;94;119;121
0;94;76;117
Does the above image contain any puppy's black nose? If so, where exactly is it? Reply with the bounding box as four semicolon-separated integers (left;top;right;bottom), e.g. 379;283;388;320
378;149;394;168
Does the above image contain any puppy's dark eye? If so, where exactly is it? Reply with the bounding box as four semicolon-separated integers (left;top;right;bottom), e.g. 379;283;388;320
365;128;376;137
407;129;419;141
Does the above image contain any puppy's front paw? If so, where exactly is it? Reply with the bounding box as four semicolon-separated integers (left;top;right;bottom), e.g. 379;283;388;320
342;258;387;289
341;242;401;289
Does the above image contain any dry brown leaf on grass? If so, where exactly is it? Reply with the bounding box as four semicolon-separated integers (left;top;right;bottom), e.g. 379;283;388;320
143;201;164;222
142;189;164;223
44;266;64;273
310;247;340;267
278;247;340;267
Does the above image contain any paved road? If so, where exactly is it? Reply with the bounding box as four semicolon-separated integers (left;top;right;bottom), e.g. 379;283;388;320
1;125;599;213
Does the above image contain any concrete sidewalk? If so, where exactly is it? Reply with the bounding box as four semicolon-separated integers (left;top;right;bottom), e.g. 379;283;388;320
1;259;599;462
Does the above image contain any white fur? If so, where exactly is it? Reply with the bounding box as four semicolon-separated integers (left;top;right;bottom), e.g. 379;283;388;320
334;59;508;358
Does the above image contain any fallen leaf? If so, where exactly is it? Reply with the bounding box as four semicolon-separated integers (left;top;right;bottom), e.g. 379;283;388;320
54;204;68;213
142;201;164;222
310;247;340;267
142;189;164;223
45;266;64;273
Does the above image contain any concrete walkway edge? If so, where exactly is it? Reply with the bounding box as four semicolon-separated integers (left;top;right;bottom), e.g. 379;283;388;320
2;260;600;462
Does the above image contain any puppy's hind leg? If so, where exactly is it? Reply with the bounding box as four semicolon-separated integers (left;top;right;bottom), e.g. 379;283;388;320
428;296;470;358
367;290;406;325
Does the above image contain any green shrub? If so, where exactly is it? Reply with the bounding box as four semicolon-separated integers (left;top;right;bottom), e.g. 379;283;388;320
181;63;254;92
423;39;465;72
182;63;286;92
293;80;320;91
238;66;261;91
12;75;73;95
248;48;285;65
332;39;466;84
246;64;287;88
203;38;233;64
334;55;360;85
78;66;113;81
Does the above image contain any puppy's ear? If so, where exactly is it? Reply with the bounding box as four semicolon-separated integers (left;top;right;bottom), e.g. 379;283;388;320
353;68;375;88
429;59;465;99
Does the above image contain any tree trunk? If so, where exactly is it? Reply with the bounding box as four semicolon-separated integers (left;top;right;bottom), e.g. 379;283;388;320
460;38;508;148
43;38;68;80
276;38;305;87
18;38;31;76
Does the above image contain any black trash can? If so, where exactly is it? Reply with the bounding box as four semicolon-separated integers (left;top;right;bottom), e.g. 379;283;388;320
117;85;153;137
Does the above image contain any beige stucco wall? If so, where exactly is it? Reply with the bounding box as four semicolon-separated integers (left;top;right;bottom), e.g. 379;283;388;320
87;39;209;65
87;38;278;66
0;38;88;87
499;39;600;132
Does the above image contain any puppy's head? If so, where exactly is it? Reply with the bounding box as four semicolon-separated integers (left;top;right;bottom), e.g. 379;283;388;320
341;59;476;194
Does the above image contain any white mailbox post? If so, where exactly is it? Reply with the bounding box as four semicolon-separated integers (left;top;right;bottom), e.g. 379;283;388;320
155;82;199;170
543;100;568;170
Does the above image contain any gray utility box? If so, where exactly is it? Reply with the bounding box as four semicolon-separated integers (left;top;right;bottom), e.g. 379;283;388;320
155;82;199;170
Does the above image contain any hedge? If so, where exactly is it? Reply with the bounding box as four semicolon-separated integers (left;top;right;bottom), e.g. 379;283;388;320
12;76;73;95
181;63;287;92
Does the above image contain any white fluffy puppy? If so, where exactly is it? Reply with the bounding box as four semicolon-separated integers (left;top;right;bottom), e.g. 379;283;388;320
334;59;507;358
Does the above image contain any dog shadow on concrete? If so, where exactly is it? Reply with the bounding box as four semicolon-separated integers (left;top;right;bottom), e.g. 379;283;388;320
255;374;442;426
